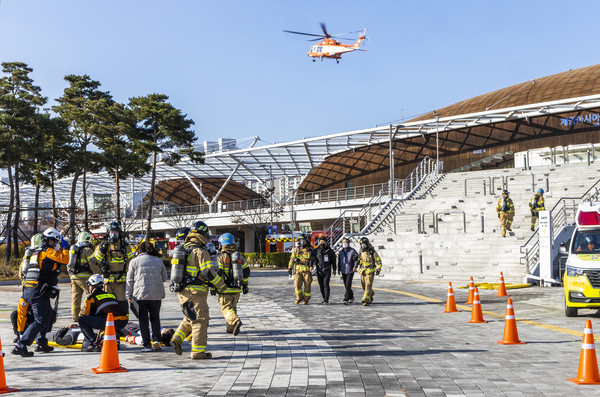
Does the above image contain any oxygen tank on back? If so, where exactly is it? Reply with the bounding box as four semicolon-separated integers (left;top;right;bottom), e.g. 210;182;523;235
231;251;243;283
20;247;36;279
170;244;187;284
67;244;80;272
206;242;220;275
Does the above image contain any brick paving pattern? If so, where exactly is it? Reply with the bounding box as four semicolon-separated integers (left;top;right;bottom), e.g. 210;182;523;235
1;270;600;396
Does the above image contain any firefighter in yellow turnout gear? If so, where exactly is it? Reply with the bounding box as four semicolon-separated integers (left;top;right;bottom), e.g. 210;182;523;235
496;190;515;238
288;235;315;305
91;221;134;315
216;233;250;336
67;231;99;322
358;237;382;306
169;222;225;359
529;188;545;231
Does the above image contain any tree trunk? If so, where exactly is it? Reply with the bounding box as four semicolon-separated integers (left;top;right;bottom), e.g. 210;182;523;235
50;158;58;228
68;172;81;243
12;163;20;256
33;183;40;234
115;167;121;222
145;122;158;238
82;170;89;231
4;165;14;264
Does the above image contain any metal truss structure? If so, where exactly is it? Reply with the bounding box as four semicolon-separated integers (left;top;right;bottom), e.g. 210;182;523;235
3;93;600;208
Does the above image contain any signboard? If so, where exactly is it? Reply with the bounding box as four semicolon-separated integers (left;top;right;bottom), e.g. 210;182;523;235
538;210;553;285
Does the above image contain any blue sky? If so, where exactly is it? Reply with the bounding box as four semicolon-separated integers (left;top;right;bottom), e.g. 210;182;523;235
1;0;598;148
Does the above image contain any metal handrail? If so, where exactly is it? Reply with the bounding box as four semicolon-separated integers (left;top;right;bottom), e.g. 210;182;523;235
434;211;466;234
327;156;439;249
393;212;423;234
520;178;600;273
464;177;492;196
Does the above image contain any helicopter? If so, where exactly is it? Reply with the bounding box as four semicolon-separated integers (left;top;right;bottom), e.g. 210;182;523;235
283;23;367;63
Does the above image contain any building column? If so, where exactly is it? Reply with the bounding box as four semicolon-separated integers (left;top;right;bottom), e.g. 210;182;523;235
244;226;255;253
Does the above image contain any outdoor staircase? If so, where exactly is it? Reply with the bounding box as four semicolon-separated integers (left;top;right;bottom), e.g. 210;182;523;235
325;156;442;249
369;160;600;284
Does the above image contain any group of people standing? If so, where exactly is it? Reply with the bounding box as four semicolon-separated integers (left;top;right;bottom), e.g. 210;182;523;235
11;219;250;360
288;234;382;306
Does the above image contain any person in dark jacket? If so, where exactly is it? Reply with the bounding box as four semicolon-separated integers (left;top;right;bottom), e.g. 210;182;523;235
78;274;128;352
314;236;337;304
338;238;359;305
126;241;168;351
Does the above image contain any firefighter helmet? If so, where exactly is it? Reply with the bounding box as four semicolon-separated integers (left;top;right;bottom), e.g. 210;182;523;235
502;190;509;196
190;220;210;244
86;274;104;287
538;188;544;195
218;233;235;246
176;227;191;241
42;227;62;241
107;221;122;232
77;231;92;245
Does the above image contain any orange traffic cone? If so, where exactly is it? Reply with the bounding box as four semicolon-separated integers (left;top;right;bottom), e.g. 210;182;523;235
0;337;19;394
92;313;128;374
468;287;487;323
568;320;600;384
496;272;509;297
497;298;525;345
465;276;475;304
443;282;459;313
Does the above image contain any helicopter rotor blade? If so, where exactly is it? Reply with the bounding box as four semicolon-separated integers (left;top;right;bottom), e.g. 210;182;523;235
283;30;325;38
320;22;331;38
331;30;364;38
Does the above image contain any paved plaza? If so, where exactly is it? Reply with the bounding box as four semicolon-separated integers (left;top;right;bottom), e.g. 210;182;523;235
2;270;600;396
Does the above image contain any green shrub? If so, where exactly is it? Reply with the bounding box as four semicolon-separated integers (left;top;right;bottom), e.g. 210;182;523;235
243;252;290;268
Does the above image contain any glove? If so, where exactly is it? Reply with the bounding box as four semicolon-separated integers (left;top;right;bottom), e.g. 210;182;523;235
242;285;249;294
99;242;108;255
288;268;293;276
100;264;110;277
210;288;217;296
40;241;49;249
60;238;69;249
67;268;74;276
376;269;381;276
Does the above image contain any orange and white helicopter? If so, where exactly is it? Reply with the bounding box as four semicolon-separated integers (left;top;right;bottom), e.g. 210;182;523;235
284;23;367;63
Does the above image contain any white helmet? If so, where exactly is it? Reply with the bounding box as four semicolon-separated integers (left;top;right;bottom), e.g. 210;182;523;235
86;274;104;287
42;227;62;241
77;231;92;245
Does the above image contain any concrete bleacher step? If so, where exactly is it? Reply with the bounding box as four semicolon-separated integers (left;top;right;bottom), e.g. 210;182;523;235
369;160;600;282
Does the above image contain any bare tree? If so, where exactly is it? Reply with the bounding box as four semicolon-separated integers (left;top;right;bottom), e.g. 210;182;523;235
230;189;284;253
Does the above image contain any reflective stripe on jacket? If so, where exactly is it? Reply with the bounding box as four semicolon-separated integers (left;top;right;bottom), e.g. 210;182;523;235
83;289;128;321
359;247;382;275
288;247;314;272
24;246;69;288
496;197;515;214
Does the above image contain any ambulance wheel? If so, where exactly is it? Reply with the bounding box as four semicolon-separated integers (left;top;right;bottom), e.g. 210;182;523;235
564;297;578;317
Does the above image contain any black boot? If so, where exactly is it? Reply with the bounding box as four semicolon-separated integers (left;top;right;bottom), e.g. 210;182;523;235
12;343;34;357
35;338;54;353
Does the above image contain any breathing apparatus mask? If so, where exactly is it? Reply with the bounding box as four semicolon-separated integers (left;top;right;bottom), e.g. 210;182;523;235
342;242;349;249
109;230;119;244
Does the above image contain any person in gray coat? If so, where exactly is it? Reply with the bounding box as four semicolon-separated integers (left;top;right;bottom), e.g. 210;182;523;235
126;241;167;351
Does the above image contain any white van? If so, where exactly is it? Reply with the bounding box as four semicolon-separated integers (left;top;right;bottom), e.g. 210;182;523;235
560;202;600;316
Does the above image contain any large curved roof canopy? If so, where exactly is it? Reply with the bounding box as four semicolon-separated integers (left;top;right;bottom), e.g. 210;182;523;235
5;64;600;206
299;64;600;192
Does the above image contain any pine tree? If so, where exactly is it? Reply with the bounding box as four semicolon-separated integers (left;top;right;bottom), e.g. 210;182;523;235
129;94;202;237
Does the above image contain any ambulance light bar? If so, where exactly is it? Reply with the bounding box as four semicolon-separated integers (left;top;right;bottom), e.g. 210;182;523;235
578;211;600;226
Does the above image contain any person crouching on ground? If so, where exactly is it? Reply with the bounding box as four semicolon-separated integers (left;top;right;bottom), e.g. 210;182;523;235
126;241;167;352
78;274;128;352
